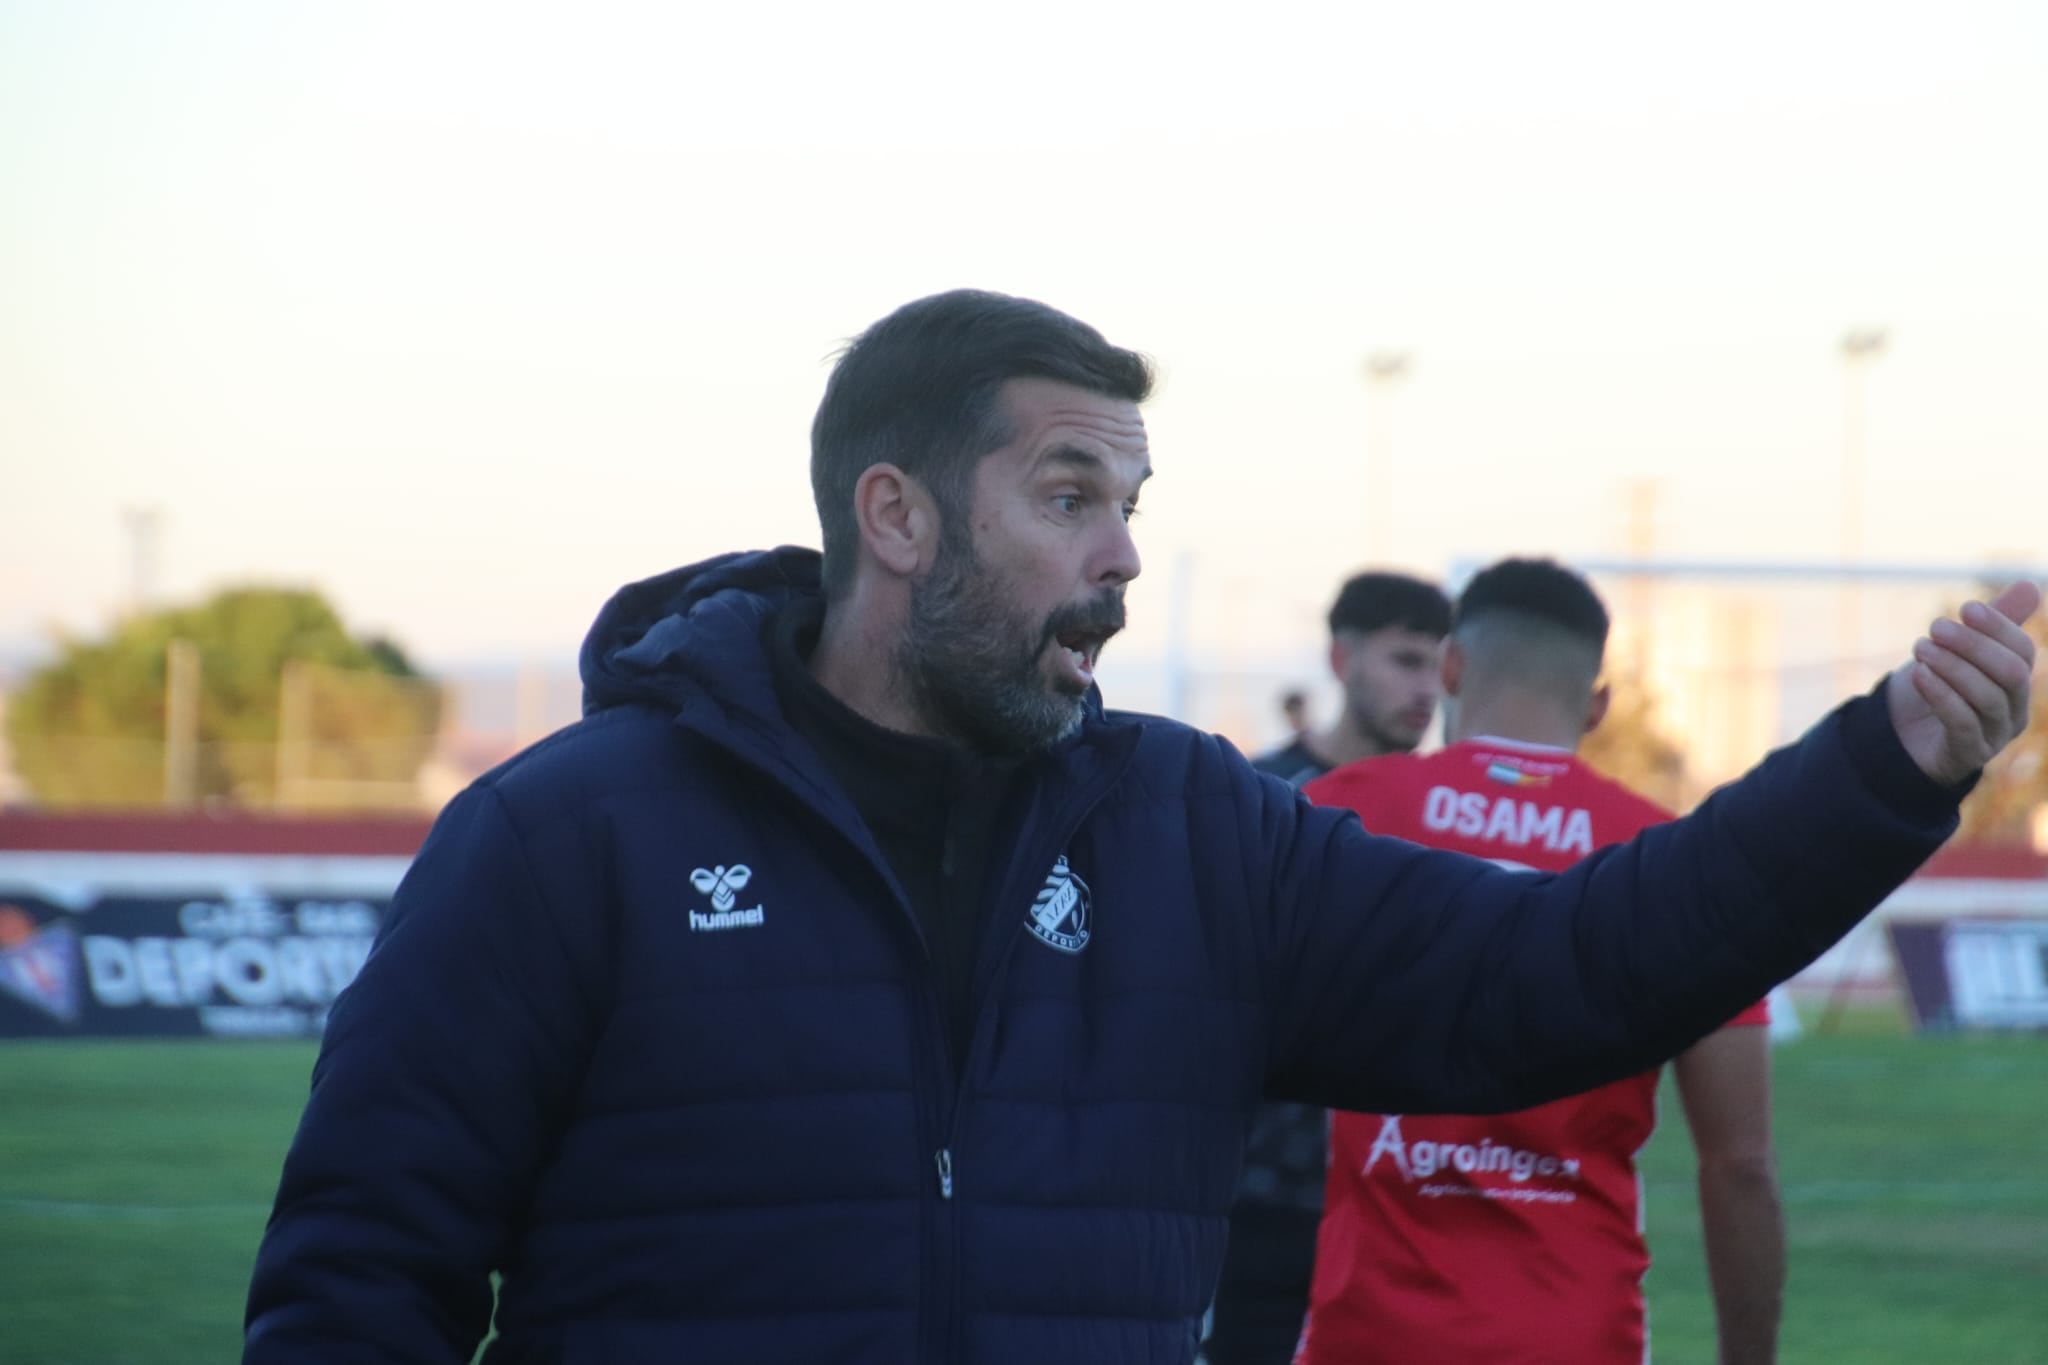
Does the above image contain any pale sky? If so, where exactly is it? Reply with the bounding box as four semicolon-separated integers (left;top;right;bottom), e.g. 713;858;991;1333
4;0;2044;700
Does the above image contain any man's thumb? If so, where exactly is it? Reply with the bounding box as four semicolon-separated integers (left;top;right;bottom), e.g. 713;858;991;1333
1989;580;2043;627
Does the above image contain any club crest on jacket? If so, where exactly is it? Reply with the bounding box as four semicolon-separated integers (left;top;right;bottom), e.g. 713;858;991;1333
1027;855;1091;954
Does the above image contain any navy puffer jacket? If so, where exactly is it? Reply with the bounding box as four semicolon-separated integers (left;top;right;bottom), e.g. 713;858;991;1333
245;547;1960;1364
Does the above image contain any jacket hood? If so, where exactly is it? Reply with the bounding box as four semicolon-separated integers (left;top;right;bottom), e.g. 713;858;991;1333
579;546;822;720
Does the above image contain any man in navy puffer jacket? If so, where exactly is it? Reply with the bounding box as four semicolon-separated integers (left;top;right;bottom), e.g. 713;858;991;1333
244;290;2039;1365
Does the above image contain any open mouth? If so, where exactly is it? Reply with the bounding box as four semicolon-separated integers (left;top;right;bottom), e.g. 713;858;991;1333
1046;593;1126;689
1054;628;1112;679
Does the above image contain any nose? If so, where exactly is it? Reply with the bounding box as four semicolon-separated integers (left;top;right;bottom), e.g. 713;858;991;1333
1095;515;1143;587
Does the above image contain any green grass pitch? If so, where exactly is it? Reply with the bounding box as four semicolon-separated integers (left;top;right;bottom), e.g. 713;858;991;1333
2;1008;2043;1364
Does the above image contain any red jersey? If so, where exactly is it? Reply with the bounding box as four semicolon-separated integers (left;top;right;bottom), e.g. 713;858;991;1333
1295;738;1768;1365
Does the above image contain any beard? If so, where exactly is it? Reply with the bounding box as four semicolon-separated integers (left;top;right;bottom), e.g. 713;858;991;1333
1351;695;1429;756
900;533;1125;756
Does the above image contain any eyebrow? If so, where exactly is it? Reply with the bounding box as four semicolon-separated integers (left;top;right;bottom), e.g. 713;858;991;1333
1040;444;1153;489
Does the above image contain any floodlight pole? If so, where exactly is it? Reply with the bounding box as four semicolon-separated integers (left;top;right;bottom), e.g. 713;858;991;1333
1363;351;1411;560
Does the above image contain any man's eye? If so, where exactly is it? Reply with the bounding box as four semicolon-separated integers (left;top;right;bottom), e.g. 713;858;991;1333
1122;503;1141;523
1054;495;1084;516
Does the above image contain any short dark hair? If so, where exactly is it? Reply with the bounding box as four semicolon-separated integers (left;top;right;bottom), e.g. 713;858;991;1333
1452;558;1609;651
1327;572;1452;639
810;290;1154;598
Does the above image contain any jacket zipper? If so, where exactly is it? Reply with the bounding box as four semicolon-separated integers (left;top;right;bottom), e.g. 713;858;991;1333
931;736;1142;1365
702;727;961;1363
673;706;1138;1365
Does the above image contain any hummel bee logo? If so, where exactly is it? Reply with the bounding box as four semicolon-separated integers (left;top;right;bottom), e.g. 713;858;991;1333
688;865;764;932
689;865;751;911
1026;854;1091;954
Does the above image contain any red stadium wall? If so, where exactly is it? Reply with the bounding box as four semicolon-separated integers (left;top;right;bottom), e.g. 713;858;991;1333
4;812;2041;1036
0;811;435;1040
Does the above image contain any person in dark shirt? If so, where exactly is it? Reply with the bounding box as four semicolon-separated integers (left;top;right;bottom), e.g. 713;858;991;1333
1252;572;1451;788
1215;571;1451;1364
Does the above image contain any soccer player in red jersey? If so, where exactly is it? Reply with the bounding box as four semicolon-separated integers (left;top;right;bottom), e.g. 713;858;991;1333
1296;558;1782;1365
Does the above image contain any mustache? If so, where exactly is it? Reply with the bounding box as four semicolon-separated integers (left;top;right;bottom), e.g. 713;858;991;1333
1041;591;1127;648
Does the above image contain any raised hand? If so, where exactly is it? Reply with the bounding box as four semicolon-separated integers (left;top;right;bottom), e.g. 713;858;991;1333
1885;580;2041;787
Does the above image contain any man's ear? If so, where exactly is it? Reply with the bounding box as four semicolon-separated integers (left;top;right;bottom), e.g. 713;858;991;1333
1584;680;1612;735
1441;638;1466;698
851;464;939;580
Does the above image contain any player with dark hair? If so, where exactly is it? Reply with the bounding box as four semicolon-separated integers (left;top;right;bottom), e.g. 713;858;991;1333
1252;571;1452;788
1296;558;1782;1364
